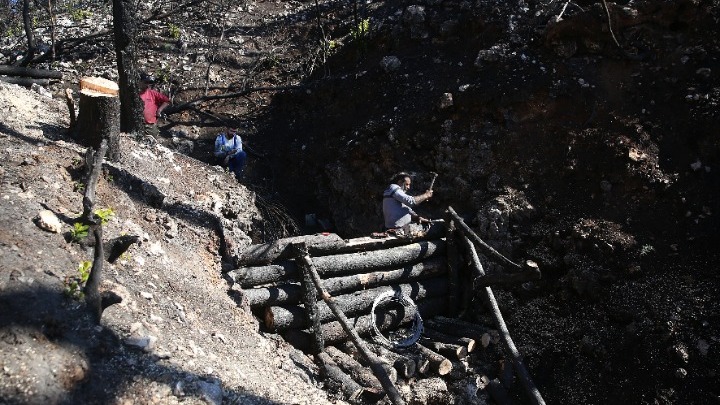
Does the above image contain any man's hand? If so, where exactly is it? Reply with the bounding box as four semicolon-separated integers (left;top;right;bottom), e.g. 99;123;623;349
223;155;230;165
425;189;433;199
418;216;430;224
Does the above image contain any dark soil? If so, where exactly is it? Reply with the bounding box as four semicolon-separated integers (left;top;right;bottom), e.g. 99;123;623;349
1;0;719;404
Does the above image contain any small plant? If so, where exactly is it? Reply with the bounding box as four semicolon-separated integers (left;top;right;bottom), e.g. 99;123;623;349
167;23;181;39
639;244;655;257
64;260;92;299
70;222;89;241
71;157;83;167
93;207;115;225
70;8;92;22
73;181;85;192
351;18;370;40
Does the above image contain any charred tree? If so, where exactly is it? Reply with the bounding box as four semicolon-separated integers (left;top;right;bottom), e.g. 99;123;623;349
74;77;121;161
112;0;144;134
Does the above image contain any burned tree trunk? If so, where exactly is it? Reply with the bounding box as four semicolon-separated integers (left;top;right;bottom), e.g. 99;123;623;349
264;278;448;331
112;0;144;134
241;257;446;307
74;77;121;161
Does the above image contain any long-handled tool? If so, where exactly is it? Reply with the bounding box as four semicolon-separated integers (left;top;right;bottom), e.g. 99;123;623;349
428;172;438;190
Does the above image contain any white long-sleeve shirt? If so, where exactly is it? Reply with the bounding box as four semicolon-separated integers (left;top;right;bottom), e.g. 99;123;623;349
382;184;418;228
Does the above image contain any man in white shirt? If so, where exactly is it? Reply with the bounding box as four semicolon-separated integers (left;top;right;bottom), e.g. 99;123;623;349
382;172;433;229
214;126;247;180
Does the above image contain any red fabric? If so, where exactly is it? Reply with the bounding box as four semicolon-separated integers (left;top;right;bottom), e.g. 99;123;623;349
140;88;170;124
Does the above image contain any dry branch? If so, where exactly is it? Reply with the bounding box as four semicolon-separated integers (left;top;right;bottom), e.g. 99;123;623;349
421;326;476;353
460;234;546;405
447;207;521;271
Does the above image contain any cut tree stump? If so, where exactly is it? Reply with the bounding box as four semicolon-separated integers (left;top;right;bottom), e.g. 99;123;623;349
74;77;121;161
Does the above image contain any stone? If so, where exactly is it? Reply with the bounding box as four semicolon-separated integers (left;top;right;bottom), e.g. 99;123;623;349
35;210;62;233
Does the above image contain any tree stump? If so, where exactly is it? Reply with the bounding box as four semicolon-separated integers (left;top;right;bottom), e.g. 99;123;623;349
74;77;121;161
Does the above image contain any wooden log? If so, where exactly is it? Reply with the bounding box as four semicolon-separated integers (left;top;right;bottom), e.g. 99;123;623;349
419;337;467;361
283;297;447;350
415;342;452;376
0;65;63;79
264;278;448;332
460;232;547;405
407;350;430;375
367;342;416;379
230;239;446;286
421;326;476;353
425;316;489;343
237;233;346;265
74;77;121;161
297;244;405;405
474;260;541;287
337;341;398;383
326;346;383;392
311;239;445;277
242;257;446;307
0;76;51;87
444;217;461;316
228;262;297;287
317;351;364;403
296;244;324;354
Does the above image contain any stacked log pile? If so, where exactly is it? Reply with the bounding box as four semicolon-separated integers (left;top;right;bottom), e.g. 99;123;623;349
226;220;546;404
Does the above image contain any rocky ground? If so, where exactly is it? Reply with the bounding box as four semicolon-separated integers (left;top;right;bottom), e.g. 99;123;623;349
1;0;720;404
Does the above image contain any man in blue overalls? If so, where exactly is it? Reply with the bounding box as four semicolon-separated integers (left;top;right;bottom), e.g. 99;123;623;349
214;126;247;180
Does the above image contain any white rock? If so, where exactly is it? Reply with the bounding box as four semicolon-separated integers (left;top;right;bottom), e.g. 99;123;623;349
35;210;62;233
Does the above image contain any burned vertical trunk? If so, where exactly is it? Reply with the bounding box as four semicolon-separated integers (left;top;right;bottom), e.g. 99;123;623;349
74;78;121;161
112;0;144;134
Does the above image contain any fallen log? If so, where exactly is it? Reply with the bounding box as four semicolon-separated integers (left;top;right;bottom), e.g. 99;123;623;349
415;342;452;376
237;233;346;265
0;76;51;87
0;65;63;79
264;278;448;331
425;316;489;342
242;257;446;307
338;341;399;383
474;260;541;287
317;351;364;403
326;346;383;393
227;261;297;287
283;296;447;349
297;243;405;405
460;233;546;405
367;342;416;379
421;326;476;353
419;337;468;361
